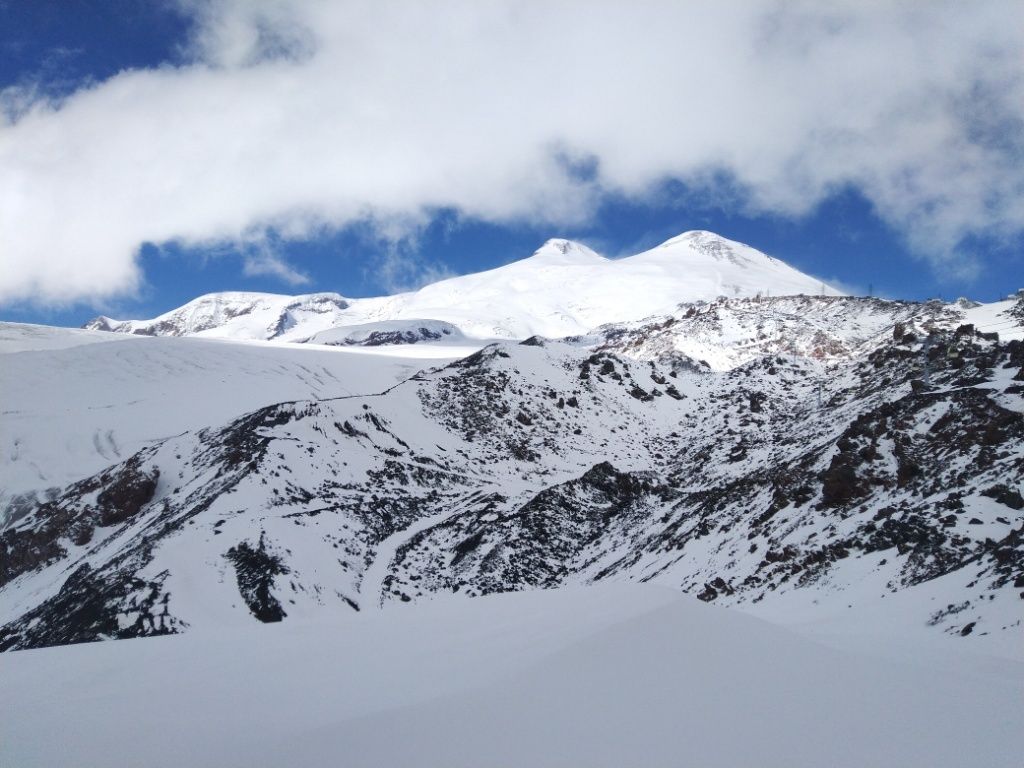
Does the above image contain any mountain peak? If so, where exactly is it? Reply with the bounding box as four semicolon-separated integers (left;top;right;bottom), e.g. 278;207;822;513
652;230;767;264
530;238;606;265
656;229;720;246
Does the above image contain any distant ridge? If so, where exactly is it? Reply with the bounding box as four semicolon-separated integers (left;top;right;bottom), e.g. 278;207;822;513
84;230;842;342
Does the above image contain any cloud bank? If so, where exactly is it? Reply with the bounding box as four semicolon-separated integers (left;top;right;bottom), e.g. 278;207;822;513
1;0;1022;304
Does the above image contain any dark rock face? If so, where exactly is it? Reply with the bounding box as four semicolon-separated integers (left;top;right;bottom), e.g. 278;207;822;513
697;577;735;602
0;519;67;590
225;536;290;623
381;462;674;601
0;560;183;652
96;465;159;527
354;327;450;346
820;454;868;508
0;456;159;589
982;484;1024;511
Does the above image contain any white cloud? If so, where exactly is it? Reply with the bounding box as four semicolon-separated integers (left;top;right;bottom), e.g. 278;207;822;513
239;238;309;286
375;246;457;295
1;0;1022;304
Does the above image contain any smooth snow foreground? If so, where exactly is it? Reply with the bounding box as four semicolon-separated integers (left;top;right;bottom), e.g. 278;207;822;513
2;584;1020;768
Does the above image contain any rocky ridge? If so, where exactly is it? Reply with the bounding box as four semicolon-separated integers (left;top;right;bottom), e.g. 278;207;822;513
3;296;1022;651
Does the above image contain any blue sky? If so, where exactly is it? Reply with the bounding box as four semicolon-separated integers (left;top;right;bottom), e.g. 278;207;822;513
2;2;1022;327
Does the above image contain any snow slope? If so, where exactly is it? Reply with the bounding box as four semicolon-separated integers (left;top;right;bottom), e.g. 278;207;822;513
0;322;130;353
963;297;1024;341
0;322;474;502
85;231;842;342
2;584;1020;768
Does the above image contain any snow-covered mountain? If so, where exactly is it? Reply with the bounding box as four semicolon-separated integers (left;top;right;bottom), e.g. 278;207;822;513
4;296;1023;657
84;231;842;342
6;243;1024;765
85;291;354;342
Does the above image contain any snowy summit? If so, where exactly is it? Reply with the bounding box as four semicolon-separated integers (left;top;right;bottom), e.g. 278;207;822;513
85;231;842;342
